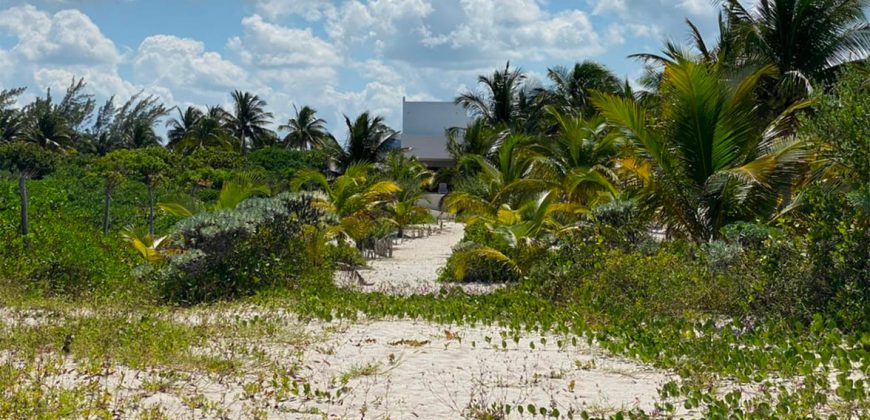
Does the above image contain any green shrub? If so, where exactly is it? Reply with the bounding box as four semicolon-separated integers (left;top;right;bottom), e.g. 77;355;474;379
246;146;327;182
150;192;326;303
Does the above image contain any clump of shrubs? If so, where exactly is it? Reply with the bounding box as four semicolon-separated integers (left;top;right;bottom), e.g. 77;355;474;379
148;192;326;303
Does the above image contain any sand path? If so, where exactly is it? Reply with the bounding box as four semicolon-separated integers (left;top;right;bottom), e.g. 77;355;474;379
336;222;503;296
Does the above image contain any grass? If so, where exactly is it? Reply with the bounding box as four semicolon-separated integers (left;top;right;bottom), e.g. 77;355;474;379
0;271;867;418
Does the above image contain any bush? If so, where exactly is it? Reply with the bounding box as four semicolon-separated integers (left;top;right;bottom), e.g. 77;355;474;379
246;147;327;182
150;192;326;303
0;214;141;301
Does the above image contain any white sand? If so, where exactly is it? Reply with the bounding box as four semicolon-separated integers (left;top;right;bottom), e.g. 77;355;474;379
0;226;695;418
336;222;504;296
1;315;686;419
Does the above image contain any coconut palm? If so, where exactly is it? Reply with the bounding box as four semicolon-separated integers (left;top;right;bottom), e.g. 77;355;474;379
541;61;622;117
527;109;622;206
226;90;274;155
446;119;506;162
449;190;573;281
279;105;331;150
166;106;204;150
443;133;543;220
322;112;399;172
381;151;435;237
291;162;400;243
172;114;235;155
456;62;528;126
722;0;870;86
593;58;811;241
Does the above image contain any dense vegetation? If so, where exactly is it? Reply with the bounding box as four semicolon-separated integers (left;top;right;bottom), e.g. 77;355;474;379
1;0;868;417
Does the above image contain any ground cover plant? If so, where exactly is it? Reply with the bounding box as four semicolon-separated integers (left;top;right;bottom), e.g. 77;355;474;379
0;0;868;417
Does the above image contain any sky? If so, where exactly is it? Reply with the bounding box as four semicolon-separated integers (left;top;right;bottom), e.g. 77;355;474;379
0;0;730;135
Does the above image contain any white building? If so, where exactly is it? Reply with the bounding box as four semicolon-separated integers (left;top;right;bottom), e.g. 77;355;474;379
400;98;471;168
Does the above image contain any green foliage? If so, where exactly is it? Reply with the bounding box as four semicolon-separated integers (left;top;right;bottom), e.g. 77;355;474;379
246;146;327;181
149;193;326;303
0;142;55;178
803;64;870;188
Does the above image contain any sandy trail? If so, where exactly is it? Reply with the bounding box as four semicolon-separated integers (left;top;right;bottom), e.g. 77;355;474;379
1;314;682;419
0;227;688;418
336;222;503;296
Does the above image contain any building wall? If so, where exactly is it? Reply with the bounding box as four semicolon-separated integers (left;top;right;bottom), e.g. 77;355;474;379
400;100;470;167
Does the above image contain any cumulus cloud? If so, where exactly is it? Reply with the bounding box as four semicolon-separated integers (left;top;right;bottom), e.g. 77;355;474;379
228;15;342;67
246;0;335;21
0;5;120;66
133;35;251;102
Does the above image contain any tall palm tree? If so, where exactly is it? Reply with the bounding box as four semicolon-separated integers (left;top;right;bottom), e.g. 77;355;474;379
593;58;811;241
226;90;274;155
541;61;622;117
722;0;870;86
323;112;399;172
456;62;528;126
166;106;204;150
173;115;235;154
279;105;331;150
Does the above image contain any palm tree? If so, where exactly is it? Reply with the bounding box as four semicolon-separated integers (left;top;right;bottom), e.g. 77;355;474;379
22;96;71;151
323;112;399;172
166;106;204;150
381;151;435;237
159;173;271;217
226;90;274;155
593;58;811;241
279;105;331;150
449;190;573;281
443;133;543;220
722;0;870;86
456;62;528;126
291;162;400;243
446;119;506;162
172;113;235;155
541;61;622;117
527;109;622;206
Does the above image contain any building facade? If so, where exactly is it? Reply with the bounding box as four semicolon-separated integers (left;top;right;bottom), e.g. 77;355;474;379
399;98;471;168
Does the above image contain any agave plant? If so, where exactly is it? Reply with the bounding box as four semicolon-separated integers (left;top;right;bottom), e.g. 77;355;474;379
593;58;811;240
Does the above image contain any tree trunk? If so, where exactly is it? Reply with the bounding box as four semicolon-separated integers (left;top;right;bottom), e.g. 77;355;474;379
239;128;246;156
18;175;29;248
102;181;113;235
148;184;155;236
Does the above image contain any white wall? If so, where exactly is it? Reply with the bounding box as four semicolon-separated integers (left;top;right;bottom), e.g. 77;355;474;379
400;100;470;164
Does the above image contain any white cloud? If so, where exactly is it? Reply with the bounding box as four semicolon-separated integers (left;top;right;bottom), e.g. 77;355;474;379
228;15;342;67
246;0;335;21
133;35;250;96
0;5;120;66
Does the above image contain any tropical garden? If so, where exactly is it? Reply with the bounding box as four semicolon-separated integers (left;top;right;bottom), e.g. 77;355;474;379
0;0;868;417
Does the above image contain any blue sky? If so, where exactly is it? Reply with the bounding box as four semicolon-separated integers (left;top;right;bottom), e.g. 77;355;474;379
0;0;730;134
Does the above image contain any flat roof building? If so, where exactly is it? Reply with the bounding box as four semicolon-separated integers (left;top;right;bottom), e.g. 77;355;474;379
400;98;471;168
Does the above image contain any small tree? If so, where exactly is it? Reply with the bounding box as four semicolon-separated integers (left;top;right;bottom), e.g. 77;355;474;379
94;149;134;234
125;147;170;235
0;142;55;247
